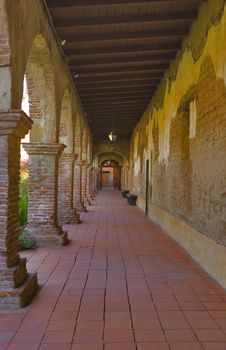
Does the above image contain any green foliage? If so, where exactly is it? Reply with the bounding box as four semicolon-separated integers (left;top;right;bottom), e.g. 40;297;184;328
18;230;36;251
19;178;28;228
18;179;36;250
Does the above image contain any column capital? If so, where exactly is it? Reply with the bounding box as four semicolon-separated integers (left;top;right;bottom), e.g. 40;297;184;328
22;142;66;156
75;159;86;166
60;152;78;162
0;110;32;138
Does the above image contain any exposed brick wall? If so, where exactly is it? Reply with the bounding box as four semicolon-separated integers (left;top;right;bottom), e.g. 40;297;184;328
0;35;10;66
25;35;56;142
73;161;86;212
0;112;38;309
152;56;226;245
23;143;68;247
58;153;80;224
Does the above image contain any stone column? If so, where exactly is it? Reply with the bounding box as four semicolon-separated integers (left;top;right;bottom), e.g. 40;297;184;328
86;165;94;202
81;161;91;206
90;167;97;198
73;159;87;212
95;169;100;193
0;111;38;310
58;153;80;224
22;142;68;247
89;167;95;198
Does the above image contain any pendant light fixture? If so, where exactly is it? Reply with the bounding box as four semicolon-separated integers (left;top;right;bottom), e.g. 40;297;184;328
108;103;118;142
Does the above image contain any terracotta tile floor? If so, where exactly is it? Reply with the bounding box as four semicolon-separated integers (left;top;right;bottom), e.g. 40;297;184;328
1;190;226;350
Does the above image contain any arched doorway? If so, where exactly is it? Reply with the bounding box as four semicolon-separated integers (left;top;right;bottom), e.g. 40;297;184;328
100;159;121;190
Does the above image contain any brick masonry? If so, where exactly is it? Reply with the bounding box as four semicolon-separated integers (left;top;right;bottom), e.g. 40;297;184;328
152;56;226;245
22;142;68;247
58;152;80;224
0;111;38;310
73;160;87;212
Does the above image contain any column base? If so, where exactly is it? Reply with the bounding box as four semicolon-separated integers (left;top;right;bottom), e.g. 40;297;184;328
24;224;68;248
59;210;81;225
75;202;87;212
85;197;92;205
0;273;38;310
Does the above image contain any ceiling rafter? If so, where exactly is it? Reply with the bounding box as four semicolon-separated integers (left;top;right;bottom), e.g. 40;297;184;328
64;43;181;56
47;0;200;8
58;28;188;44
69;53;175;67
54;12;196;28
45;0;201;140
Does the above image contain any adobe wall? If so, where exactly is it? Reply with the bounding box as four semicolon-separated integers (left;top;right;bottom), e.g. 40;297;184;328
130;1;226;287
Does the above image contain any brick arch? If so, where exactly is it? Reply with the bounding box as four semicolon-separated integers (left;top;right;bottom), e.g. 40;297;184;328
24;34;56;142
0;0;11;111
94;151;128;166
74;113;82;158
59;89;73;153
98;153;125;167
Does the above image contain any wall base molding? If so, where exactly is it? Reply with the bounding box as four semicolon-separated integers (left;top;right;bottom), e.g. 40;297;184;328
148;204;226;289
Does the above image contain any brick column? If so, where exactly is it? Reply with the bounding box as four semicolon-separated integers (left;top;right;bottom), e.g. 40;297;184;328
81;161;91;206
22;143;68;247
0;111;38;310
58;153;80;224
90;167;96;198
86;165;94;202
73;159;87;212
94;168;99;193
93;169;99;194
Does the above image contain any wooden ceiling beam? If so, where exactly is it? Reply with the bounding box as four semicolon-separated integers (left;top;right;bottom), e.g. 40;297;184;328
88;116;142;122
58;28;188;44
81;91;151;99
71;61;169;71
82;99;149;107
72;65;168;75
47;0;200;8
90;117;141;122
79;90;154;99
76;75;161;84
54;12;195;28
77;82;157;92
69;55;174;67
84;105;146;112
64;43;180;56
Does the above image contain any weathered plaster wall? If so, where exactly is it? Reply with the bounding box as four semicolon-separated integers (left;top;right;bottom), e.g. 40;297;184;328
130;1;226;286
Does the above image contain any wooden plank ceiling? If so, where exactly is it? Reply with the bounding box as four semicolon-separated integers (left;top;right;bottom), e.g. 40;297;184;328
46;0;201;140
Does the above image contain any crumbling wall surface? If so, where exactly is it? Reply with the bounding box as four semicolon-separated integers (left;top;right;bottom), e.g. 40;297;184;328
130;0;226;246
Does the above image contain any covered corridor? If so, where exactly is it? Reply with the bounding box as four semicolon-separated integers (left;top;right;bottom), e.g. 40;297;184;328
1;191;226;350
0;0;226;349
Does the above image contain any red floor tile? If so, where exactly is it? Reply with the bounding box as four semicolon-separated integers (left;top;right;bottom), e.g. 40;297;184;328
137;343;170;350
2;190;226;349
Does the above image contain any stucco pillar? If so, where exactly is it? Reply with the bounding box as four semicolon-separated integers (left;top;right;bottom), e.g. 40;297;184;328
23;142;68;247
0;111;38;309
58;153;80;224
73;159;87;212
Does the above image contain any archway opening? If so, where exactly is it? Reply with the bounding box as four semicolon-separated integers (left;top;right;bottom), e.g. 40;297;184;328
100;159;121;190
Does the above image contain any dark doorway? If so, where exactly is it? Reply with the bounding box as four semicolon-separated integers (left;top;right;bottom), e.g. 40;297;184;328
145;159;150;215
